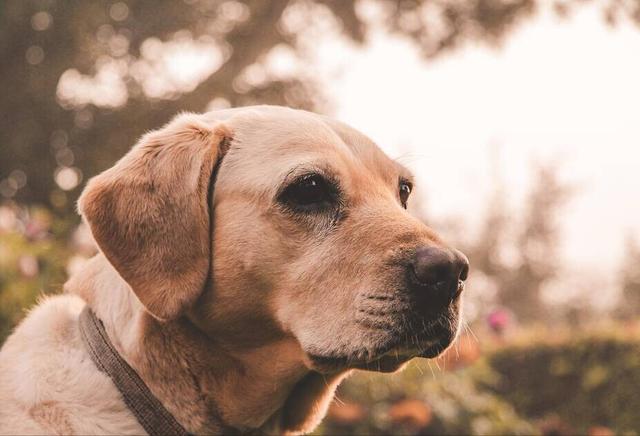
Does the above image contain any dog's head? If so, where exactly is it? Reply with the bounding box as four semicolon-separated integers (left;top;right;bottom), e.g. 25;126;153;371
79;106;468;374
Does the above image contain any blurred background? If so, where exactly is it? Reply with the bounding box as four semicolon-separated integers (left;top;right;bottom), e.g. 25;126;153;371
1;0;639;434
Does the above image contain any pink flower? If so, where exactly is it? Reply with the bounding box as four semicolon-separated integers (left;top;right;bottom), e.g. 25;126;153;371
487;308;511;334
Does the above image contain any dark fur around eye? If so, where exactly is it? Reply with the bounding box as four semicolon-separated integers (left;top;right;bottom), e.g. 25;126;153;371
278;173;341;213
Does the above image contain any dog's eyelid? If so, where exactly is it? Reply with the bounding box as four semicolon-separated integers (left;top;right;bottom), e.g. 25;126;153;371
399;174;415;186
279;165;339;194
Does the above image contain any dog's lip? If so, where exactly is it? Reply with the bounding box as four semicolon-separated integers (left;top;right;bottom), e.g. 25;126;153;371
307;342;435;374
306;333;444;373
308;313;463;374
352;334;454;371
378;339;439;360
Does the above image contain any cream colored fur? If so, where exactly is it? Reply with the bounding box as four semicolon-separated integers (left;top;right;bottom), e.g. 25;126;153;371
0;293;145;434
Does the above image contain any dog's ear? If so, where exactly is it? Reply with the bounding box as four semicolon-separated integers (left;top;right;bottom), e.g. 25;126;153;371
78;113;232;321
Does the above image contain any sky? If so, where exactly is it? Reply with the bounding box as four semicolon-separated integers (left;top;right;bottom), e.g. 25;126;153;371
308;4;640;278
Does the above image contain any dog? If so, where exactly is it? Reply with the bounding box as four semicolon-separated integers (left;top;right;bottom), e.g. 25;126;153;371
0;105;468;435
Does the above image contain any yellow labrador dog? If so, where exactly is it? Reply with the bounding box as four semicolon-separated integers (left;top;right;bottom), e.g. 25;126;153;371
0;105;468;435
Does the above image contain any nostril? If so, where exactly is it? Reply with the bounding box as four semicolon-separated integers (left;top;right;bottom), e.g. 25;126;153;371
457;252;470;282
459;263;469;281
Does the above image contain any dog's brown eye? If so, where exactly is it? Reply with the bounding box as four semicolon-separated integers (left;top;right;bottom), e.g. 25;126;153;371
399;181;412;208
280;174;338;212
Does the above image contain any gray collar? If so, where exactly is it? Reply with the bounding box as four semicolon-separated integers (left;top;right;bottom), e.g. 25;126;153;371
79;306;190;435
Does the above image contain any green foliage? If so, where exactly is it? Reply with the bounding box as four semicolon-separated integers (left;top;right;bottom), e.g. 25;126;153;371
0;204;72;342
318;330;640;435
483;333;640;434
319;362;536;435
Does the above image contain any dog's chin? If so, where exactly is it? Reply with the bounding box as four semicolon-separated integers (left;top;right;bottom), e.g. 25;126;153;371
306;323;459;374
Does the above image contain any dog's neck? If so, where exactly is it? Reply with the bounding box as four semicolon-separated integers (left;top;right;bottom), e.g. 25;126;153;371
65;254;345;434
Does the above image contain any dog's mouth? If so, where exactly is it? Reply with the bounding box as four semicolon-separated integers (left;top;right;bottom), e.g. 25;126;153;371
307;313;459;373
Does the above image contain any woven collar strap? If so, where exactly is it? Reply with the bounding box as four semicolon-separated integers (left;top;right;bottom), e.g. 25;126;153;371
79;306;190;436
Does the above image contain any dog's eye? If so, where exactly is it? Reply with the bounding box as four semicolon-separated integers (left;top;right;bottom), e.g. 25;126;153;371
280;174;338;212
399;181;412;209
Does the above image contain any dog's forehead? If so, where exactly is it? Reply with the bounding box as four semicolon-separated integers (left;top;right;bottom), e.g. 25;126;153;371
318;116;413;181
208;106;410;195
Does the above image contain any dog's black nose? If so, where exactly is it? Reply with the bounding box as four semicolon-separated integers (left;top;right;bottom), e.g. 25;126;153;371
410;246;469;301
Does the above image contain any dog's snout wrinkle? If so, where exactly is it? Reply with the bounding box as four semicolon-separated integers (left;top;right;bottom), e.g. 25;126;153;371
362;293;410;305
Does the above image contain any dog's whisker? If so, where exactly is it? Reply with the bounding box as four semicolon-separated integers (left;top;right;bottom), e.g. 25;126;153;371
333;393;345;406
426;360;436;380
463;319;479;343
